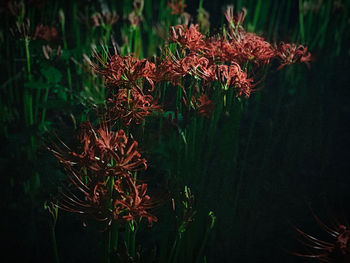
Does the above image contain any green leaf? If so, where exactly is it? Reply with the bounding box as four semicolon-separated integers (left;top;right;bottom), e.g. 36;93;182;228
41;66;62;84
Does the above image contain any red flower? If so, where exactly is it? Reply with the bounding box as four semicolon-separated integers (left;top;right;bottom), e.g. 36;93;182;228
168;0;187;15
234;32;275;65
48;122;157;227
275;42;311;70
216;63;253;97
50;122;147;177
193;94;214;118
114;176;158;227
107;88;161;126
293;213;350;262
170;24;206;51
55;167;112;222
93;54;157;91
161;52;215;85
34;24;58;42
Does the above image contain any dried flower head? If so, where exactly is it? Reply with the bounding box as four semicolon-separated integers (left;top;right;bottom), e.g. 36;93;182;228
42;44;61;60
90;11;119;27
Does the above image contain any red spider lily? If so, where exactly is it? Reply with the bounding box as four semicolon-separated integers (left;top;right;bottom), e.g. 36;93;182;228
53;165;158;228
152;54;187;86
233;32;275;65
52;163;157;227
162;51;215;85
216;63;253;97
107;88;161;126
293;214;350;262
114;176;158;227
275;42;312;70
34;24;58;42
170;24;206;51
168;0;187;15
93;54;157;91
55;167;112;222
48;122;158;227
205;33;274;65
193;94;214;118
49;122;147;177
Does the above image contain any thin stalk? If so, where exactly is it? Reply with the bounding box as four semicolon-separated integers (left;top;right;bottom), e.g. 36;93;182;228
130;225;137;257
50;225;60;263
105;228;112;263
283;0;292;32
195;212;216;263
24;37;35;150
72;2;81;47
168;234;179;263
60;13;73;101
133;26;143;58
125;222;131;253
110;223;119;253
41;85;50;125
298;0;305;43
251;0;262;32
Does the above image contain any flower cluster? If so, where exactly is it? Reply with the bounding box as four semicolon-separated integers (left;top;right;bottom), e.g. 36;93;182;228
94;54;157;90
51;6;312;230
90;7;310;122
50;121;157;227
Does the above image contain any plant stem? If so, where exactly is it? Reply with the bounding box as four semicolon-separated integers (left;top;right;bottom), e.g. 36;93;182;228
50;225;60;263
61;16;73;101
298;0;305;43
195;211;216;263
41;85;50;125
24;37;35;150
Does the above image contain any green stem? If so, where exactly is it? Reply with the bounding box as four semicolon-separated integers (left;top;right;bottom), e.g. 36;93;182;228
195;212;216;263
61;19;73;101
105;228;111;263
50;225;60;263
252;0;262;32
24;37;35;150
130;226;137;257
298;0;305;43
168;234;179;263
41;85;50;125
25;38;32;80
24;37;33;127
110;223;119;253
